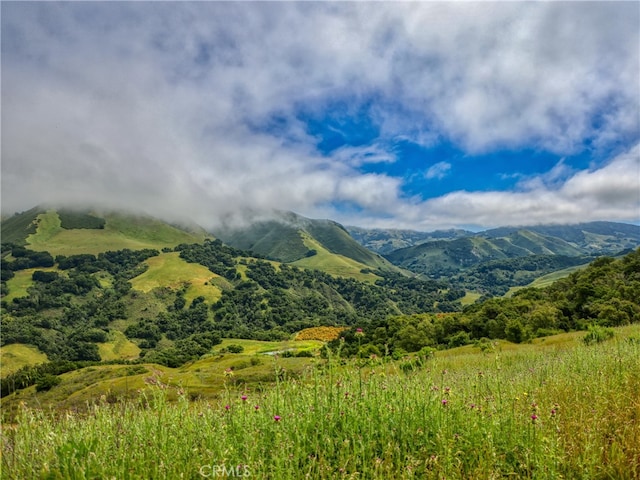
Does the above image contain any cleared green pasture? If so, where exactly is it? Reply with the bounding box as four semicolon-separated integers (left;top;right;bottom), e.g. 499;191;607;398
129;252;223;304
293;233;381;282
26;211;206;256
459;291;481;305
97;331;141;362
3;267;58;303
506;263;589;296
0;344;48;377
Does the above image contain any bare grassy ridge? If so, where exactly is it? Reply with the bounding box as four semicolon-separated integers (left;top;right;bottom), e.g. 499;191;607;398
26;211;207;256
2;325;639;479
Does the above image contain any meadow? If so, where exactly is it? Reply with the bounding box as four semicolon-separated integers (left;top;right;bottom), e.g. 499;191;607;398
26;211;206;257
2;325;639;479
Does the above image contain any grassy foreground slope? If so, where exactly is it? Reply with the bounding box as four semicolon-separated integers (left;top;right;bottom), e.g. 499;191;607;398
2;325;638;479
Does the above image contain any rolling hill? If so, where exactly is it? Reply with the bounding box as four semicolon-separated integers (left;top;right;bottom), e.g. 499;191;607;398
212;210;401;274
1;207;209;255
346;226;472;254
382;222;640;294
1;207;457;386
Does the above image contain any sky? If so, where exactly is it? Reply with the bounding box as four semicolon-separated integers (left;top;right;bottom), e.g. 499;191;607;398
1;1;639;231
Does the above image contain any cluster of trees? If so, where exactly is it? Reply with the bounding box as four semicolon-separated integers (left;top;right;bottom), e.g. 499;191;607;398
0;249;156;363
1;244;55;294
125;289;222;367
330;249;640;357
177;239;248;280
207;259;458;339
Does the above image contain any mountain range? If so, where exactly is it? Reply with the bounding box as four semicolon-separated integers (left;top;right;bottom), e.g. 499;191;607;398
2;206;639;295
2;205;639;408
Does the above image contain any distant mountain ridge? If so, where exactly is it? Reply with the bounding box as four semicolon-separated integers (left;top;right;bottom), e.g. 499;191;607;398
348;221;640;256
380;222;640;292
346;226;472;254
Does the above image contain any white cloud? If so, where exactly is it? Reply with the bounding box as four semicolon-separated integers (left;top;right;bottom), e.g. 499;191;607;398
1;2;638;231
424;162;452;180
344;144;640;230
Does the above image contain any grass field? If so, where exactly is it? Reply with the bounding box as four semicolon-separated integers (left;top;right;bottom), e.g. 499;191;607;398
26;211;207;256
96;331;141;362
292;233;381;282
506;263;589;296
2;267;57;303
2;325;639;479
0;344;48;377
459;291;481;305
129;252;223;305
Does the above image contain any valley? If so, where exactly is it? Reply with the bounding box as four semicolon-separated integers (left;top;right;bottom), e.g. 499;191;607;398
1;207;639;478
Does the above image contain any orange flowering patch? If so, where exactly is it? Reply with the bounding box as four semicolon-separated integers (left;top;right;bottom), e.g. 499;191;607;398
294;326;348;342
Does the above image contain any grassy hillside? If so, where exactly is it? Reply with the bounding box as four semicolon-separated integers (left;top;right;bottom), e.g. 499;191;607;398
96;330;141;362
214;211;401;275
291;232;381;282
129;252;223;305
506;263;591;296
346;226;472;254
3;324;639;479
214;218;309;263
0;207;43;245
0;344;48;376
3;266;58;303
23;210;207;256
385;230;601;295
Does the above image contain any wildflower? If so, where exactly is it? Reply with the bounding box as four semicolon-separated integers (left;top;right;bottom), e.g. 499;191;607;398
344;392;349;398
441;399;448;406
274;415;281;422
225;405;231;411
550;409;557;417
224;368;234;377
254;405;260;411
444;387;451;395
241;395;248;401
469;403;476;410
531;414;538;422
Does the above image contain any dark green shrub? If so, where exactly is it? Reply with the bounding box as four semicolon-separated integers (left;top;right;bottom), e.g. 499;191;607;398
226;344;244;354
35;374;61;392
583;325;615;345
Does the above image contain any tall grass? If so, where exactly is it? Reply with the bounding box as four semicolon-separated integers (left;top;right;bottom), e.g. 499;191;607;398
2;331;639;479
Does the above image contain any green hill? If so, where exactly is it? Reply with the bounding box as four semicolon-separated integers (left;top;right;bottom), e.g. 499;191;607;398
346;226;472;254
213;211;400;274
1;208;209;256
383;224;639;294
